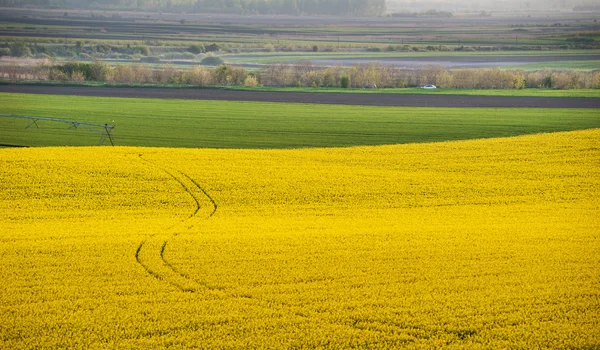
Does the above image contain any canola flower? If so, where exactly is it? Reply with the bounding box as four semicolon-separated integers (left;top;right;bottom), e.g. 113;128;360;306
0;130;598;348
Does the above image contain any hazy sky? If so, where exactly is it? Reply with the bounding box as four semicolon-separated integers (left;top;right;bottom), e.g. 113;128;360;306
387;0;597;11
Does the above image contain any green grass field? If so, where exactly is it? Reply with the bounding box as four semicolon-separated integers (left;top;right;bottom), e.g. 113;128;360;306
232;87;600;98
223;50;600;65
1;92;599;148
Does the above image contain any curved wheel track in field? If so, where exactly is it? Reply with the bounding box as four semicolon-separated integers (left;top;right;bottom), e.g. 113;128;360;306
136;155;219;293
133;155;392;328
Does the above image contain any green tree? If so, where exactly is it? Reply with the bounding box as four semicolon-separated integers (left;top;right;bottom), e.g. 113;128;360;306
11;42;31;57
134;45;150;56
543;75;554;88
340;75;350;88
188;44;205;54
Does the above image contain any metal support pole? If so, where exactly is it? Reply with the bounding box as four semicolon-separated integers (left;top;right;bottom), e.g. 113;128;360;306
0;114;116;146
25;118;39;129
104;124;115;146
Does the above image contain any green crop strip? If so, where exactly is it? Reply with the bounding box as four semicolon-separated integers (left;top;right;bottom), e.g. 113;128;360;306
1;92;598;149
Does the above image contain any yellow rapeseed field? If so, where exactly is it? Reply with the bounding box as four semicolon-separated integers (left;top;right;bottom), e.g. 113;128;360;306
1;130;599;348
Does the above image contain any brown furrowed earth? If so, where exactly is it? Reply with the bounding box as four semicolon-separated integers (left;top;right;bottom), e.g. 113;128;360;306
1;85;600;108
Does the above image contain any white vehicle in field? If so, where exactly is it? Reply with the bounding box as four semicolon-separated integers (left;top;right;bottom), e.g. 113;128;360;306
423;84;437;89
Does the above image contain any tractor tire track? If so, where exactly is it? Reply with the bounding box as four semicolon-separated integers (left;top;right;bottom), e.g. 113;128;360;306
134;155;342;325
136;154;220;293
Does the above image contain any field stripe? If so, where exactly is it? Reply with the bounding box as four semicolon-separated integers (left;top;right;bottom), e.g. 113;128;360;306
1;85;599;108
135;155;220;293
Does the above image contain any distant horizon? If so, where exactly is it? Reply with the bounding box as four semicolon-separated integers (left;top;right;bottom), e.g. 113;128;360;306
387;0;599;11
2;0;600;15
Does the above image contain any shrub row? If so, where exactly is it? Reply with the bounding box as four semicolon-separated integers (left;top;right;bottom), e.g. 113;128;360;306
3;40;599;61
1;61;599;89
0;42;223;59
259;63;600;89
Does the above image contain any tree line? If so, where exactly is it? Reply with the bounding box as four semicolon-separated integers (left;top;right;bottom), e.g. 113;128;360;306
2;60;599;90
0;0;387;16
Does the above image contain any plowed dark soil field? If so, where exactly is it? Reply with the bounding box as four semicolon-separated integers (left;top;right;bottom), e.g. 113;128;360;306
2;85;599;108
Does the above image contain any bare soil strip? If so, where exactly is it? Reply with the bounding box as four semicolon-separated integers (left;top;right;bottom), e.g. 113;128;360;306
1;85;599;108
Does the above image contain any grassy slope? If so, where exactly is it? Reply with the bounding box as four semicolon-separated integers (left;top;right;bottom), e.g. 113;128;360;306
1;92;599;148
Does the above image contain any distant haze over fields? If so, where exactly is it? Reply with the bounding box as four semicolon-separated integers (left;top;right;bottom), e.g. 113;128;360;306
388;0;600;11
0;0;386;16
0;0;598;14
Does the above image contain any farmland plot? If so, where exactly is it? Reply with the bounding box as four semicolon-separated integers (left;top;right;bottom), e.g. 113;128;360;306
0;130;599;348
2;92;600;149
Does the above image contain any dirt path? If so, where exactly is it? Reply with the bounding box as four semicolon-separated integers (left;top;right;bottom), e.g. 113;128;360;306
2;85;599;108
